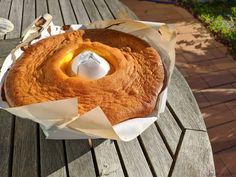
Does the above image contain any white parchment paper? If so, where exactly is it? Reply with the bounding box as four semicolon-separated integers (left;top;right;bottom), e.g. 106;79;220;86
0;14;176;141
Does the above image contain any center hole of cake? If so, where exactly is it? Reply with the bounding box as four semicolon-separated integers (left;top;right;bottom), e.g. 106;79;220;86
70;50;110;80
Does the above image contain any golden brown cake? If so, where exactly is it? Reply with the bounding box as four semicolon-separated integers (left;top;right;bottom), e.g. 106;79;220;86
4;29;164;125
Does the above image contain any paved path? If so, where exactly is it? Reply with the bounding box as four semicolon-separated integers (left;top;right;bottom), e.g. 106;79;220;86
120;0;236;176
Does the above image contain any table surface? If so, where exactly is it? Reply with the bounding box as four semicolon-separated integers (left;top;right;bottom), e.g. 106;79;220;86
0;0;215;177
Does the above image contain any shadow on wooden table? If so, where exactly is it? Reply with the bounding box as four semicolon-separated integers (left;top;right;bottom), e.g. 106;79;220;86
40;125;105;177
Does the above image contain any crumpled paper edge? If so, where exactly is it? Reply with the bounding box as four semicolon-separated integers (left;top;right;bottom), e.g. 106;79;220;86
0;18;14;36
0;14;176;141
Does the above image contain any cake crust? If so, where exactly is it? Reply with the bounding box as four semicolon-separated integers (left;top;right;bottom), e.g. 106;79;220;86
4;29;165;125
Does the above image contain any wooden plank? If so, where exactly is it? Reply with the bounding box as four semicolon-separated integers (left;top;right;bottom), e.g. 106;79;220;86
171;130;215;177
11;4;38;176
117;139;153;177
0;110;14;177
0;0;12;39
59;0;77;24
6;0;24;39
36;0;48;17
47;0;64;26
22;0;35;31
70;0;90;25
0;0;12;18
105;0;138;20
93;140;125;177
157;107;182;154
0;4;14;171
82;0;102;22
66;140;96;177
140;124;172;177
93;0;113;20
0;0;23;176
12;119;38;177
0;38;20;67
168;68;206;131
40;131;67;177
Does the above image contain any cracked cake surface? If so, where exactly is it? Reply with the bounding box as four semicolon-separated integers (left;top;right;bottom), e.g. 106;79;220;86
4;29;164;125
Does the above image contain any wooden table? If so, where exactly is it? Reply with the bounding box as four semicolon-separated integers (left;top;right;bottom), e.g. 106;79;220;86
0;0;215;176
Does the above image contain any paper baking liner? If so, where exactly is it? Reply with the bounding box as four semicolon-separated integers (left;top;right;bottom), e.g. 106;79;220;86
0;18;14;36
0;14;176;141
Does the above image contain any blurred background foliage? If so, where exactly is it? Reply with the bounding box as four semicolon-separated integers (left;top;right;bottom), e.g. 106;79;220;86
179;0;236;51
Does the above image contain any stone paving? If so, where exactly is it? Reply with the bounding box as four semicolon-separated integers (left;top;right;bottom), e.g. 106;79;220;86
120;0;236;176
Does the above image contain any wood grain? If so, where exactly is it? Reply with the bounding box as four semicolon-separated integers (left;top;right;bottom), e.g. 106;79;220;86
0;0;12;39
22;0;35;31
171;130;215;177
36;0;48;16
47;0;63;26
93;0;113;20
168;68;206;131
66;140;96;177
0;110;14;177
140;124;172;177
59;0;77;24
105;0;138;19
10;3;38;176
12;118;38;177
157;107;182;154
82;0;102;22
40;131;67;177
0;3;15;174
0;0;12;19
93;140;125;177
70;0;90;25
0;38;20;67
6;0;24;39
117;139;153;177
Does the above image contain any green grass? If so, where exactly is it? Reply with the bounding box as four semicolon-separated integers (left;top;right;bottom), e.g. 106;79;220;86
180;0;236;51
